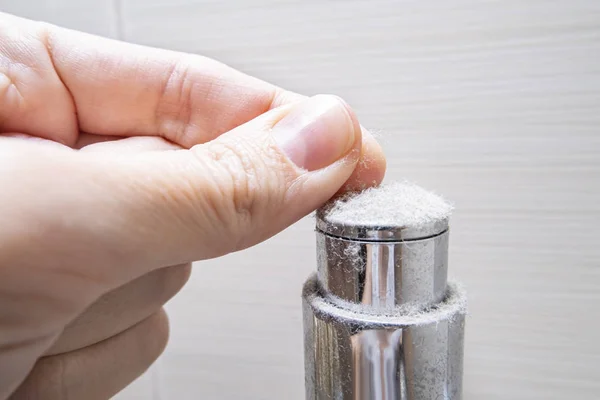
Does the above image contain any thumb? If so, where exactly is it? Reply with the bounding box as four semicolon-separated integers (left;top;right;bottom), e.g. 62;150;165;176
8;95;363;284
135;94;361;266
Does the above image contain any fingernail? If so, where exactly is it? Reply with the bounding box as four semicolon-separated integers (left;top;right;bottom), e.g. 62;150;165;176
272;94;357;171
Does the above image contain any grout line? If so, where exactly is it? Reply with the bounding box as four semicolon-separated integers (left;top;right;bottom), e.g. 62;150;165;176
111;0;125;40
151;357;165;400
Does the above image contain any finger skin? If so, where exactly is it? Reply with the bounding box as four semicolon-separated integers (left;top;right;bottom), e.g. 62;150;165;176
107;97;365;271
0;11;279;146
9;309;169;400
0;13;385;192
340;127;386;193
1;96;378;288
77;135;181;153
0;14;78;144
46;264;190;355
1;12;385;201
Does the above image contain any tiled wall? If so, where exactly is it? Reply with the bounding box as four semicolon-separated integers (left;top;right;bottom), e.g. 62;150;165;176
2;1;599;399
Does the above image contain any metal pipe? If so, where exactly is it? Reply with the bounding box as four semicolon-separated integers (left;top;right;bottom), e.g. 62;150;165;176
315;215;449;309
302;185;467;400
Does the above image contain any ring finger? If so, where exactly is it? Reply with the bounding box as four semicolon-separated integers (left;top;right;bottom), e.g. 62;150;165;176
11;309;170;400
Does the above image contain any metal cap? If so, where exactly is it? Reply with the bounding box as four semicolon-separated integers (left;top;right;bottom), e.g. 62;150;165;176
315;183;452;310
316;208;449;241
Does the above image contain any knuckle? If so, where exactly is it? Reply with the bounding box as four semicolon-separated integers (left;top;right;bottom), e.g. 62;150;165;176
155;59;195;144
0;71;23;127
202;140;265;233
155;56;230;146
187;135;295;252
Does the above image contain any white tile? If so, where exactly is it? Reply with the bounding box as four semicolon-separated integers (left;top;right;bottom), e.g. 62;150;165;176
0;0;119;38
5;0;596;398
112;362;162;400
120;0;600;398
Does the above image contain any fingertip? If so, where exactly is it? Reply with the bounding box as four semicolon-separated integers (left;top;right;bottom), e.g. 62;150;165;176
271;94;361;171
338;125;387;193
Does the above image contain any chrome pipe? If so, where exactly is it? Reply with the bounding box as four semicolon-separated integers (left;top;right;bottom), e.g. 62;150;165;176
302;186;467;400
315;223;449;310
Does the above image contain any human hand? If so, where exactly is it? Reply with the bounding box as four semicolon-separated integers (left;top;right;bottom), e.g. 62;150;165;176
0;12;386;399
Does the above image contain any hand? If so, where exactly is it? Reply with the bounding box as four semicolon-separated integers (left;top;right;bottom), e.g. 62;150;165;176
0;12;386;399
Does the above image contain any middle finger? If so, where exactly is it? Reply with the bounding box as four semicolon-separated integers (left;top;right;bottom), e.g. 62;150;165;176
45;263;190;355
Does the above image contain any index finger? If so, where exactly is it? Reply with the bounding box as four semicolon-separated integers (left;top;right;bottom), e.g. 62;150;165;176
1;12;385;189
1;12;299;147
